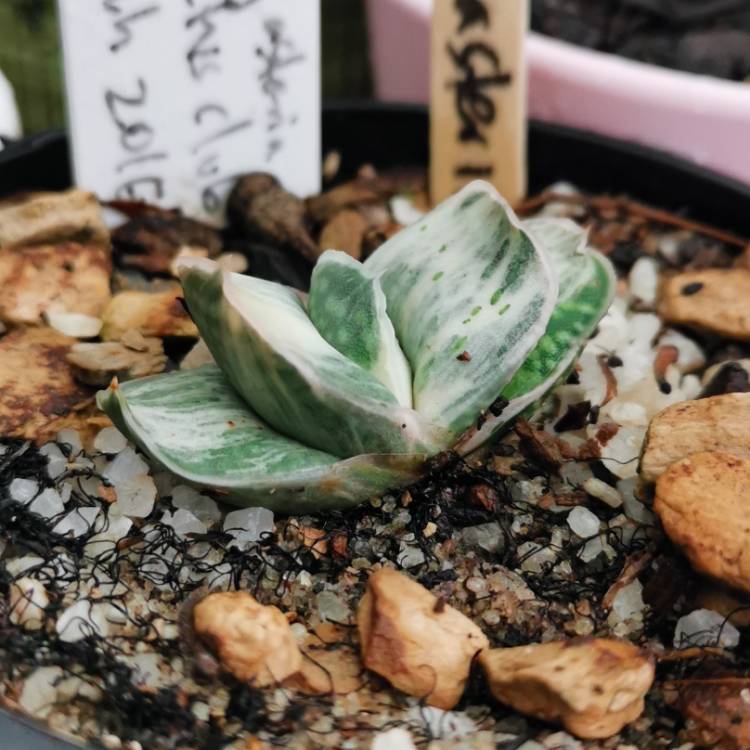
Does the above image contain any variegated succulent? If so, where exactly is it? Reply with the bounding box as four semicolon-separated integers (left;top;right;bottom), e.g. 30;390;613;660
98;182;615;512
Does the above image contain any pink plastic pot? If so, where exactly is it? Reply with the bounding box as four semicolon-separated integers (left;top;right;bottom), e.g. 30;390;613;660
366;0;750;186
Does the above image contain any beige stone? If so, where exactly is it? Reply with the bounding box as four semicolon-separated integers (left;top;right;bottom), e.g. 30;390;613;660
318;209;369;260
655;451;750;594
0;189;109;248
659;269;750;341
284;634;362;695
67;335;166;386
640;393;750;482
0;242;111;325
193;591;301;686
0;327;93;442
101;288;198;341
9;578;49;630
479;639;654;739
356;567;488;710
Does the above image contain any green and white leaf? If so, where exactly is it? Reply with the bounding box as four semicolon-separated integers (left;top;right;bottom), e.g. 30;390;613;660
308;250;413;407
97;366;426;513
365;180;558;443
178;258;442;458
455;239;616;454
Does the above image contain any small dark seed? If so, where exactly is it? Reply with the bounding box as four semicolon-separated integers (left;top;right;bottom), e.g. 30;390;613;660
659;381;672;394
588;404;601;424
681;282;704;295
433;596;446;613
456;350;472;362
607;355;623;368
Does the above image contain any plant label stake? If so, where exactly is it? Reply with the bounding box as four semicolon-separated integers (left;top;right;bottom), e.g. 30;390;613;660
57;0;320;225
430;0;528;205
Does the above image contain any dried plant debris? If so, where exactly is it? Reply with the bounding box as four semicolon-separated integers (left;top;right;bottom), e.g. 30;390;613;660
2;180;750;748
0;242;111;326
227;173;320;263
0;189;109;248
112;204;222;275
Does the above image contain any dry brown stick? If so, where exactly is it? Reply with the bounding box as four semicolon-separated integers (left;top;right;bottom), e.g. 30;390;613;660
516;191;750;249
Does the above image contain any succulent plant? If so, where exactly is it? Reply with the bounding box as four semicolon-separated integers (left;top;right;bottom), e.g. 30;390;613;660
98;182;615;512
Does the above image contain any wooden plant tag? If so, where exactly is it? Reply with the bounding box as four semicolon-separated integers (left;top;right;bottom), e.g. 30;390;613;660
57;0;321;225
430;0;529;205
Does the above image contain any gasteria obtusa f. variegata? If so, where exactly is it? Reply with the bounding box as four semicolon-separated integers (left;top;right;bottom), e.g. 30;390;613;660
98;181;615;512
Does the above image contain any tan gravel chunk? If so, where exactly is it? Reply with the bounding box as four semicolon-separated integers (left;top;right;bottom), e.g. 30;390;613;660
479;639;655;739
284;634;363;695
655;451;750;594
193;591;301;686
0;242;111;325
67;335;166;386
319;209;369;260
101;288;198;341
357;567;489;710
640;393;750;482
659;269;750;341
0;189;109;248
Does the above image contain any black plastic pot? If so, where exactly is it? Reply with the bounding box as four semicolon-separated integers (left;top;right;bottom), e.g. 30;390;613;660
1;102;749;750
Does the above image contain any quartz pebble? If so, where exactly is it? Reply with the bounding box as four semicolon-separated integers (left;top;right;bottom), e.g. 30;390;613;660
52;506;100;538
172;485;221;526
113;475;157;518
162;509;207;538
94;427;128;455
316;590;350;623
223;507;274;549
28;487;65;519
583;477;622;508
40;442;67;479
567;507;601;538
607;580;645;636
103;446;149;487
674;608;740;650
85;514;133;557
9;477;39;504
458;522;504;553
629;256;659;307
57;428;83;457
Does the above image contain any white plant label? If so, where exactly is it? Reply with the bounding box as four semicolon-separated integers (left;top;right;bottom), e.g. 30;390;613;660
58;0;320;224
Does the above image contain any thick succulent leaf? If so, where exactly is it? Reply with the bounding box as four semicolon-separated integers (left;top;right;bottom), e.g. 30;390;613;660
455;250;616;454
308;250;413;407
178;258;441;458
365;180;557;442
97;366;426;512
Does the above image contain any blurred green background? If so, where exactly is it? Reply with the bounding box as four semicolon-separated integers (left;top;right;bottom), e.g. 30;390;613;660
0;0;373;135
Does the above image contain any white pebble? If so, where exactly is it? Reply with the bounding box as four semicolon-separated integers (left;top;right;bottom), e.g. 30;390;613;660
583;477;622;508
103;446;149;487
113;475;157;518
94;427;128;455
172;485;221;526
223;507;275;549
56;429;83;457
9;577;49;630
567;506;601;538
45;310;102;339
371;728;417;750
9;477;38;504
85;514;133;557
628;256;659;307
518;541;557;573
675;609;740;649
162;508;207;538
19;666;63;716
28;487;65;519
389;195;425;226
40;443;67;479
5;555;44;577
608;580;645;625
56;600;111;642
52;506;100;538
397;540;426;568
